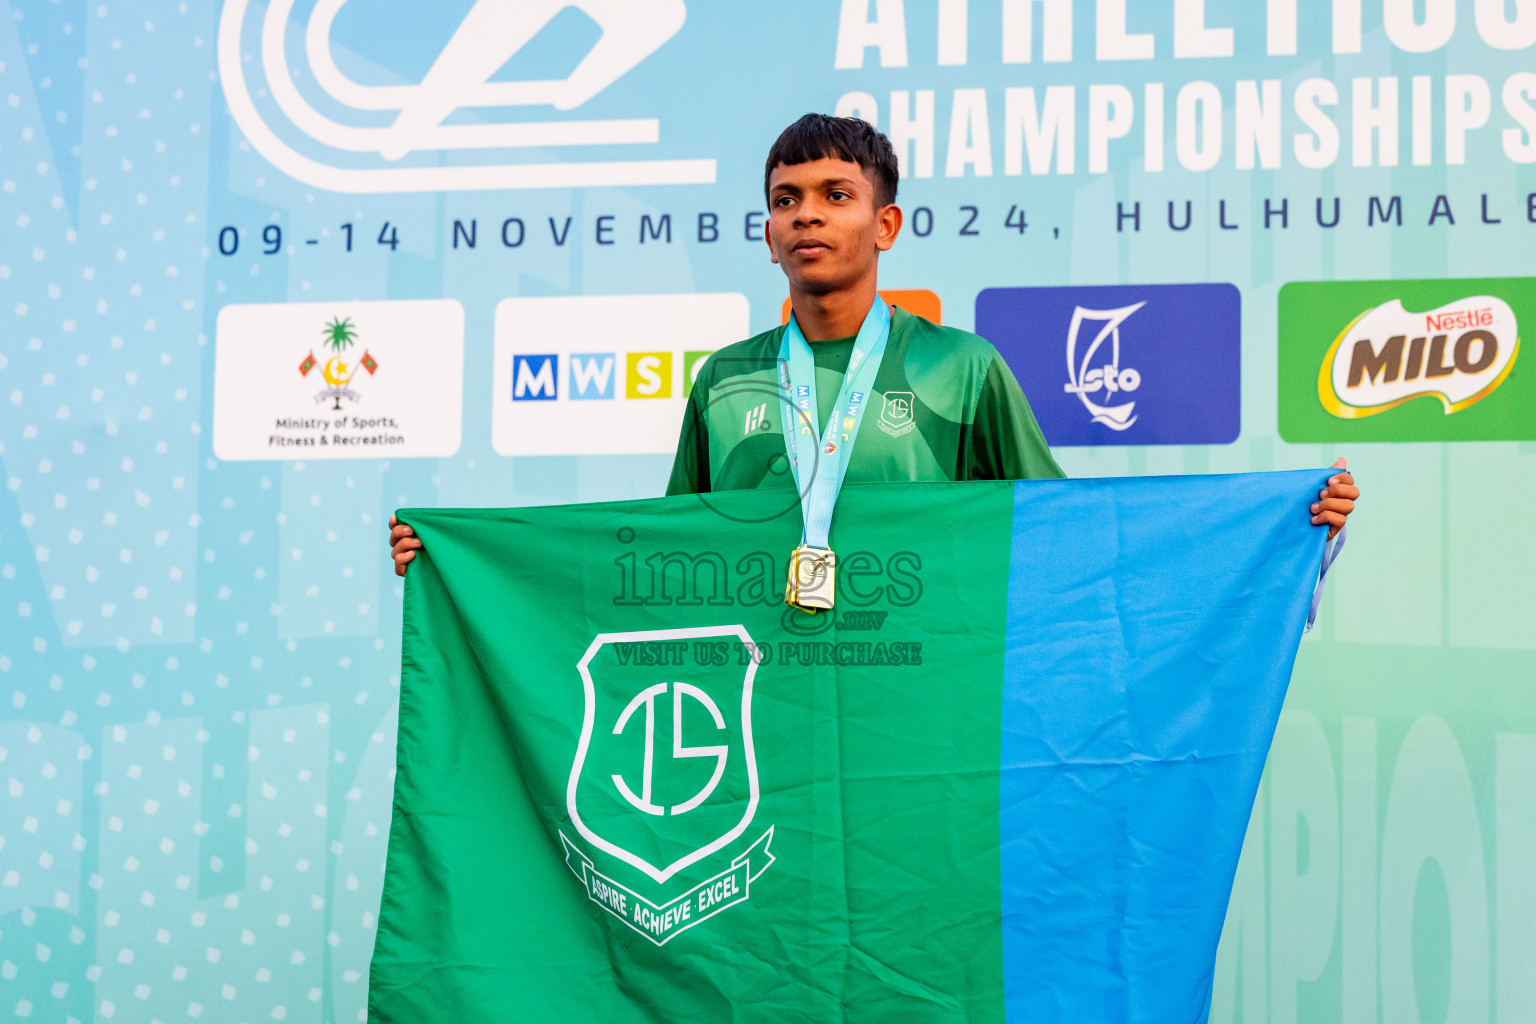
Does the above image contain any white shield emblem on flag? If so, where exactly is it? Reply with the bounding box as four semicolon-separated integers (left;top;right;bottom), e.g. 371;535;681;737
566;625;760;884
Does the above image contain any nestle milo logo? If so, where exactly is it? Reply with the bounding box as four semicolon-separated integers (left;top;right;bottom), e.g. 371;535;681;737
1278;277;1536;444
1319;296;1519;420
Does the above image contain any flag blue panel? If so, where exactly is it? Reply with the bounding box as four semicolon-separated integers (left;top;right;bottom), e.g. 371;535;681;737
1000;469;1328;1023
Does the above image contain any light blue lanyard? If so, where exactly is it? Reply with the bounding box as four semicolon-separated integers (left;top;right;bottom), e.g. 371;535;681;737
777;299;892;549
1305;524;1346;631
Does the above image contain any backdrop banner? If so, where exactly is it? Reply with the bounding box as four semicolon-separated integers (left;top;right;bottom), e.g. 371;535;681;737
371;470;1330;1023
4;3;1534;1019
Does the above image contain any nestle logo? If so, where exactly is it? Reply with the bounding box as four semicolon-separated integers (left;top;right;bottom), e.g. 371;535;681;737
1319;295;1518;419
1424;307;1495;331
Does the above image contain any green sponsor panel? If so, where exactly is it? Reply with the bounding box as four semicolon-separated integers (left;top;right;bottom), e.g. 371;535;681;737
370;483;1014;1024
1277;278;1536;442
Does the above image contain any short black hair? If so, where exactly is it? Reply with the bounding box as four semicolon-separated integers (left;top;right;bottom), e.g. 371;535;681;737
763;113;900;209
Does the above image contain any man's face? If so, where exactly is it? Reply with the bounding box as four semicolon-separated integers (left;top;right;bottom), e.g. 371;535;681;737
765;157;900;296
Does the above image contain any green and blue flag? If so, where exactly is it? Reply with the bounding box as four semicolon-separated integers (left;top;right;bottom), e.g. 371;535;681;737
371;470;1332;1023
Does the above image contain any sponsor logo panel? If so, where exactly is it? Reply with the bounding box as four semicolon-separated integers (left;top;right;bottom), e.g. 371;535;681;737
1278;278;1533;442
976;284;1241;446
492;293;750;456
212;299;464;461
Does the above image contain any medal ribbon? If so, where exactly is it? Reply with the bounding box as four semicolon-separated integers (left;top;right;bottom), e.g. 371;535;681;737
777;299;891;549
1304;523;1347;632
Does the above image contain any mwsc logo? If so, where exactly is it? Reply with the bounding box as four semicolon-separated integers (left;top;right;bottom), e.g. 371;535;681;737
510;350;712;403
216;0;715;193
492;293;750;456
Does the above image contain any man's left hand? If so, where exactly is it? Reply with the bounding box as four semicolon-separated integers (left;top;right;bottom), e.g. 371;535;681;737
1311;457;1359;540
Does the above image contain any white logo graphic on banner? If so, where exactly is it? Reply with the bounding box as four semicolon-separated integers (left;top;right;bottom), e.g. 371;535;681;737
1063;303;1145;431
492;293;749;456
216;0;716;192
1319;296;1520;418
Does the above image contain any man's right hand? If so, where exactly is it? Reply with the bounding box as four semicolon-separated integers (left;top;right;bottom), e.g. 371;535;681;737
389;514;423;577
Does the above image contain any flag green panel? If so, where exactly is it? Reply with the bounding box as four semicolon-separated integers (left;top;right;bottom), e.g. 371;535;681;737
370;482;1017;1024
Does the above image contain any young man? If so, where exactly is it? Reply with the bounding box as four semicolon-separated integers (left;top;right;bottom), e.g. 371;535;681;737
389;114;1357;574
664;114;1063;496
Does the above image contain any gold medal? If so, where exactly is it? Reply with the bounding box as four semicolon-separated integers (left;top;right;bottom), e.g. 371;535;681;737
785;545;836;612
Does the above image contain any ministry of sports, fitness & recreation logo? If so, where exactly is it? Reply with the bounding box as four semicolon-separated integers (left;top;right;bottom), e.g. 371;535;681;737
299;315;379;410
213;298;464;460
216;0;715;193
561;626;774;945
